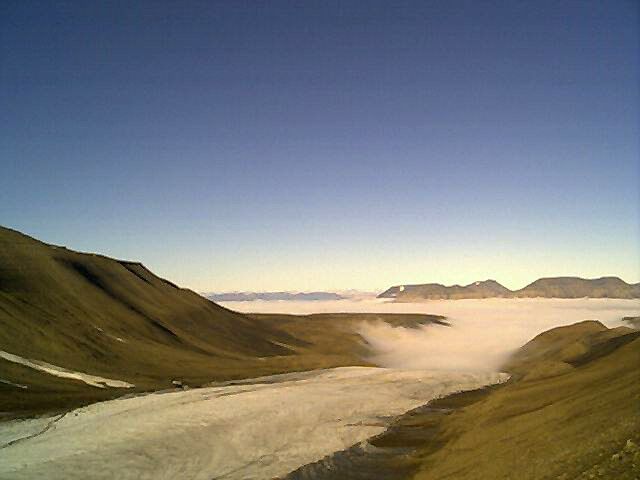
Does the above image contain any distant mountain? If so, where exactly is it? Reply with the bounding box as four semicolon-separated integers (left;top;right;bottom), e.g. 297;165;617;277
513;276;640;299
378;280;512;300
206;291;345;302
379;276;640;300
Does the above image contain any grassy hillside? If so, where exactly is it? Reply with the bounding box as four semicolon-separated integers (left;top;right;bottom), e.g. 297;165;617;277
0;226;441;416
410;324;640;479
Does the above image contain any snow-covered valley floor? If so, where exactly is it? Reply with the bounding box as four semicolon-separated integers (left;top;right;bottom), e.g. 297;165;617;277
0;367;507;480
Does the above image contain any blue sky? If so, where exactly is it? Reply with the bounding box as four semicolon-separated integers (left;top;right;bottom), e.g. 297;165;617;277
1;1;638;291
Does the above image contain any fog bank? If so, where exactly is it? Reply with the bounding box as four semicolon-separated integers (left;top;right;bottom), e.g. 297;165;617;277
357;298;638;371
221;297;639;372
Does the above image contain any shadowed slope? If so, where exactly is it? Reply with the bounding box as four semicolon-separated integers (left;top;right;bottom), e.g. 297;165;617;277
0;228;320;414
0;225;301;362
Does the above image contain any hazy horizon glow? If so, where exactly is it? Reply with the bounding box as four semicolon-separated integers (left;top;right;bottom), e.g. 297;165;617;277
2;1;638;291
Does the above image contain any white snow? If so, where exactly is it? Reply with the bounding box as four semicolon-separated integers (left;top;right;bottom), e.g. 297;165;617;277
0;350;134;389
0;379;27;389
0;367;508;479
93;325;127;343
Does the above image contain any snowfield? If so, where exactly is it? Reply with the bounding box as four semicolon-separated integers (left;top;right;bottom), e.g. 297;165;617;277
0;367;508;480
0;350;134;389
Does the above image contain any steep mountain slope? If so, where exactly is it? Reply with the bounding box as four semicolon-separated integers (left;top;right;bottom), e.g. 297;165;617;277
379;277;640;300
0;225;303;357
0;226;442;416
0;226;309;412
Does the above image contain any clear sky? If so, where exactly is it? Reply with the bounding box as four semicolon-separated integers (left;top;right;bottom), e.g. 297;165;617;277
1;1;638;292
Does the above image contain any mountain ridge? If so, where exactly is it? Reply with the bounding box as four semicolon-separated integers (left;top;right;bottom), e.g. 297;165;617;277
378;276;640;300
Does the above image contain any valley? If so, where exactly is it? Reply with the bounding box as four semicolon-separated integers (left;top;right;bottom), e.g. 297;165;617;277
0;226;638;479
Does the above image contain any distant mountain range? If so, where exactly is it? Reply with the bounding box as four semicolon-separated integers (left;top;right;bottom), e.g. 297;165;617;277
378;277;640;300
206;291;345;302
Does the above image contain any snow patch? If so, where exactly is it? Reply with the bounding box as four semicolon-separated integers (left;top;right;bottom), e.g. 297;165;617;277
0;350;134;389
0;379;27;389
93;325;127;343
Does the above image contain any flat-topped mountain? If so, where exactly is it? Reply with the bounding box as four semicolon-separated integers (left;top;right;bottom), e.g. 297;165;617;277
378;280;511;300
379;276;640;300
514;276;640;299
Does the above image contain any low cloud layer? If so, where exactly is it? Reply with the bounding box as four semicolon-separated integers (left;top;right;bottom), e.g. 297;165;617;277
223;296;639;373
356;298;639;372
